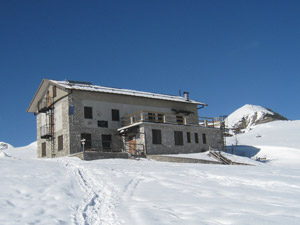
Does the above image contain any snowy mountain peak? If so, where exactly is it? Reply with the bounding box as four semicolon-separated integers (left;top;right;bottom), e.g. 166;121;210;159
0;142;13;150
225;104;287;133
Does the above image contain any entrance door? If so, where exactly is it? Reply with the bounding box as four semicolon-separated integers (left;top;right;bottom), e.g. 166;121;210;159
128;135;136;154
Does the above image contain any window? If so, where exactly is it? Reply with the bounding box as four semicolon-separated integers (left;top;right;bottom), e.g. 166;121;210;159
112;109;120;121
84;107;93;119
174;131;183;146
53;86;57;98
195;133;199;144
102;134;112;149
202;133;207;144
152;129;162;144
98;120;108;128
42;142;46;157
50;114;54;134
58;135;63;151
157;114;164;123
148;112;155;122
81;133;92;149
187;132;191;143
176;115;184;124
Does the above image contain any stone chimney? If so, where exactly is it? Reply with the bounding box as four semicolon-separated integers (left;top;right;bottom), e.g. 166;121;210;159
183;92;189;101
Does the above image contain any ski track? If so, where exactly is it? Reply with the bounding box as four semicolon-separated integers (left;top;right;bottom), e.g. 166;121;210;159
57;158;120;225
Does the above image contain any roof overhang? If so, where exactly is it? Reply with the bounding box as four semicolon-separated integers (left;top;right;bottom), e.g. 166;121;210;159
27;79;67;113
49;79;207;106
27;79;207;113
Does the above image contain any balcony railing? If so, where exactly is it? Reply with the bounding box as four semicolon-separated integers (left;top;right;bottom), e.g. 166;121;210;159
40;125;53;139
38;97;53;113
121;110;223;128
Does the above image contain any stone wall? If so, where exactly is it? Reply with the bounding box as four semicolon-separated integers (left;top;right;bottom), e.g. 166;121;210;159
36;94;71;158
139;123;223;155
68;90;199;154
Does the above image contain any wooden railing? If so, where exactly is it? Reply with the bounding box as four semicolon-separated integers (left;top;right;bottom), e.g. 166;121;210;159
121;110;223;128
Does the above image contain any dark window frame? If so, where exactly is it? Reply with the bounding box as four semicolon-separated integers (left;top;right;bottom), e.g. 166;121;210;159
98;120;108;128
202;133;207;144
84;106;93;119
176;115;184;124
187;132;191;143
102;134;112;149
152;129;162;145
148;112;156;122
195;133;199;144
112;109;120;121
157;113;164;123
58;135;63;151
42;142;46;157
174;131;184;146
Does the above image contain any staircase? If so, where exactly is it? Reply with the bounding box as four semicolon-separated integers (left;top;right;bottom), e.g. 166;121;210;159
209;148;233;165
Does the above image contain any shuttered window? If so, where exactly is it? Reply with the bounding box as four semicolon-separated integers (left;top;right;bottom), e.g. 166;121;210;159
58;135;63;151
98;120;108;128
112;109;120;121
195;133;199;144
84;107;93;119
174;131;183;146
42;142;46;157
152;129;162;144
102;134;112;149
202;133;207;144
187;132;191;143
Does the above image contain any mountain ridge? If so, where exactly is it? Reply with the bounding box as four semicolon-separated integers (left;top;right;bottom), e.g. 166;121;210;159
225;104;288;134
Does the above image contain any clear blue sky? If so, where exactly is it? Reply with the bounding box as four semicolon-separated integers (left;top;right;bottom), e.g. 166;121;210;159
1;0;299;147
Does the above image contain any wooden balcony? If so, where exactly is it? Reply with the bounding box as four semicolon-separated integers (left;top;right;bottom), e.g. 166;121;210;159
121;110;223;128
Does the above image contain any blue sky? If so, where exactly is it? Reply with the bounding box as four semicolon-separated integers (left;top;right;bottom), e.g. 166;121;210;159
1;0;299;147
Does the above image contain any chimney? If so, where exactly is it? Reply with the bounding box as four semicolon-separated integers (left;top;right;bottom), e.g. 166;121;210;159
183;92;189;101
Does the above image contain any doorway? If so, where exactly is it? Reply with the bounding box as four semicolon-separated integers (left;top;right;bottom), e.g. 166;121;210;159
128;135;136;154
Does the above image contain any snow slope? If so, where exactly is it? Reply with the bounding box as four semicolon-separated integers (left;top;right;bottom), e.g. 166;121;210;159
1;141;300;225
0;144;84;224
227;120;300;166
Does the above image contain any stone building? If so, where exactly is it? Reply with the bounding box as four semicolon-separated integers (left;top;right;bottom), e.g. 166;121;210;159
27;79;224;159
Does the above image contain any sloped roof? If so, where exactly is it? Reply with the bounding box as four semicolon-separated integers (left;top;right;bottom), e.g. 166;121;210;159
27;79;207;112
51;80;207;105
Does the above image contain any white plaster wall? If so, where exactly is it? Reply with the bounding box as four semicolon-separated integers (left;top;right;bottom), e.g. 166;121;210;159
55;103;63;132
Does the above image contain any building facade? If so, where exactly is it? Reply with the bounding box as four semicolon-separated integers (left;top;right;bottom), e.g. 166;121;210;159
27;79;224;158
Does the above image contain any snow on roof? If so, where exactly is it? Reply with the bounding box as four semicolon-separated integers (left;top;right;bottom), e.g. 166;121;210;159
50;80;207;105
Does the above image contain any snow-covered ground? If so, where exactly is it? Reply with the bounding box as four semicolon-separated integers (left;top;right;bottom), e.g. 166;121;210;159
227;120;300;166
1;137;300;225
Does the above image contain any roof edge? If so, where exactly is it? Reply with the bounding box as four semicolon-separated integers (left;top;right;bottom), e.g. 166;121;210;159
27;79;49;112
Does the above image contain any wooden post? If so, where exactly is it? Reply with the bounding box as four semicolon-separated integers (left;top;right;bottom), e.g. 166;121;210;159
183;116;187;125
204;120;207;127
141;112;144;121
130;116;134;124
